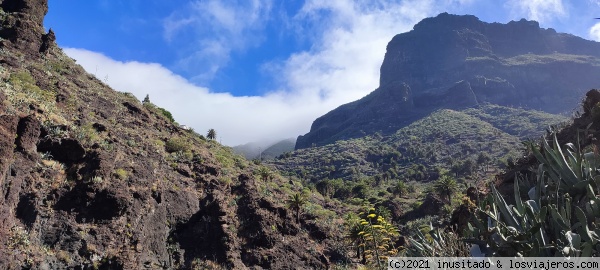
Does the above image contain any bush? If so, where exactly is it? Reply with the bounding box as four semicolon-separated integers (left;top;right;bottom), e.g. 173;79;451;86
165;137;188;153
157;107;175;123
114;168;128;180
143;102;175;123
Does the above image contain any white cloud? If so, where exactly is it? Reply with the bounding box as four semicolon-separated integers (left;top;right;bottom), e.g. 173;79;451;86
66;48;305;146
66;0;472;146
272;0;436;104
163;0;272;84
589;22;600;41
506;0;566;24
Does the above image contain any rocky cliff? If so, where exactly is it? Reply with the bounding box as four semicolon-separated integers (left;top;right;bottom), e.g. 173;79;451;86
0;0;346;269
296;13;600;149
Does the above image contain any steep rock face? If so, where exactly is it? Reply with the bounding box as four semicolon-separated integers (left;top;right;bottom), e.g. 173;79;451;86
0;0;50;55
0;0;346;269
296;13;600;149
299;81;415;148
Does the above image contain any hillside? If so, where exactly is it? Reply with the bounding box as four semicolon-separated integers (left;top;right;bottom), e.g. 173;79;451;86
269;106;565;220
0;1;349;269
273;105;564;182
3;0;596;267
296;13;600;149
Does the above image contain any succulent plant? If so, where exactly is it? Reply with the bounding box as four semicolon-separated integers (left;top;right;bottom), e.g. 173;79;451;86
466;133;600;257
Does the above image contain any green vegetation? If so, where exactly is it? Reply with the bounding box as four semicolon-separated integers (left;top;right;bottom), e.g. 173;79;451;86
165;137;189;153
466;134;600;256
207;128;217;140
286;192;307;223
142;96;176;123
268;106;564;218
74;122;101;146
463;104;567;139
157;107;175;123
345;206;400;267
503;53;600;66
255;166;272;181
433;174;458;203
405;223;470;257
113;168;128;180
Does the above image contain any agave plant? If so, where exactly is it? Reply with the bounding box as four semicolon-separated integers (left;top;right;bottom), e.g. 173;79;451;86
406;223;470;257
466;133;600;257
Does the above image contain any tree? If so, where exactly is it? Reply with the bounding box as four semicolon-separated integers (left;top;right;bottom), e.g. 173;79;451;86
477;152;491;172
461;158;476;176
286;192;307;223
256;166;272;181
346;215;368;260
394;180;408;197
142;94;150;104
207;128;216;140
316;179;333;197
433;174;458;203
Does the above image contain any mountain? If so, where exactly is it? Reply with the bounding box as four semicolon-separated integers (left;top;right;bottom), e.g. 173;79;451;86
295;13;600;149
260;138;296;160
0;1;347;269
232;141;265;159
233;138;295;160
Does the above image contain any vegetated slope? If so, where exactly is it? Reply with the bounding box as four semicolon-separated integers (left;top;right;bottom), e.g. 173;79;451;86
462;104;568;139
296;13;600;149
0;1;348;269
269;105;566;223
400;90;600;258
274;106;564;182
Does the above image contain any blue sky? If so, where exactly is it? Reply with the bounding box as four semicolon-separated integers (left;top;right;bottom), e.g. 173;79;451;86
43;0;600;146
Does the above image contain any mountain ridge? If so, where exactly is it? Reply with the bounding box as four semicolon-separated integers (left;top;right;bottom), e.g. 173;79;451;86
296;13;600;149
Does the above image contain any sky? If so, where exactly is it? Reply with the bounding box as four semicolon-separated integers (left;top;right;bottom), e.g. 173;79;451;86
43;0;600;146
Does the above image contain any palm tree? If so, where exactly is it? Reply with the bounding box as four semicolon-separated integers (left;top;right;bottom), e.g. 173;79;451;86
256;167;272;181
346;219;367;260
394;180;408;197
207;128;216;140
433;174;458;203
286;192;307;223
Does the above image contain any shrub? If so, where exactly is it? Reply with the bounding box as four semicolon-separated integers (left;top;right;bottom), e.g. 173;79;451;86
157;107;175;123
114;168;128;180
142;102;175;123
165;137;188;153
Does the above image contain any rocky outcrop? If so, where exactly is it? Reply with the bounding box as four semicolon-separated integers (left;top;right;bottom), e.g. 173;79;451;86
0;0;53;56
296;13;600;149
0;0;345;269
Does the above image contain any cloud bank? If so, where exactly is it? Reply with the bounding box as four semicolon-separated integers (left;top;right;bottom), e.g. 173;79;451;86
66;0;450;146
66;0;582;146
